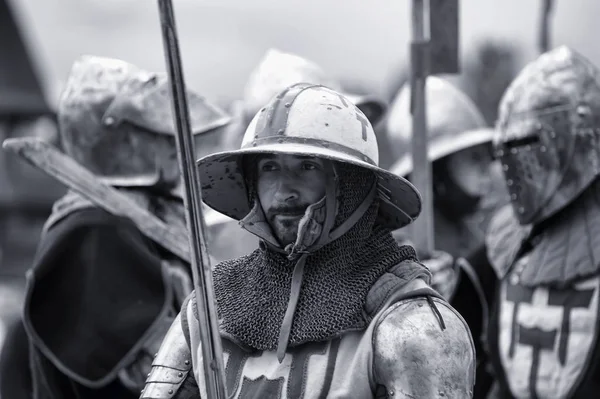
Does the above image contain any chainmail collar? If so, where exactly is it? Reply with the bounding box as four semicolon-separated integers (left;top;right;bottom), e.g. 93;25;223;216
214;162;420;356
214;229;418;352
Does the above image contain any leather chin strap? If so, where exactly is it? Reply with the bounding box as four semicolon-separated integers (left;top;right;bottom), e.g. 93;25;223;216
276;179;378;362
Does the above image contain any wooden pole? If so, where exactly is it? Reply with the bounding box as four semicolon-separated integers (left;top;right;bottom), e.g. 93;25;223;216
410;0;434;255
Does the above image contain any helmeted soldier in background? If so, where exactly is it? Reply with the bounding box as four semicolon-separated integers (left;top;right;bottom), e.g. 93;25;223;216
387;76;508;262
21;55;230;398
479;46;600;398
142;83;475;399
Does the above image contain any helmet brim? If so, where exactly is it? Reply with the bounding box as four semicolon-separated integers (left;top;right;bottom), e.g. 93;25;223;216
390;127;495;177
197;142;422;230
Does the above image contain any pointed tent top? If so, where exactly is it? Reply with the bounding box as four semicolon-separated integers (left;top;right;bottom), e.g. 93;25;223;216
0;0;52;116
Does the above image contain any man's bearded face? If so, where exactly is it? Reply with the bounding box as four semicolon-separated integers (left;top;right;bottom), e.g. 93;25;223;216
256;154;328;246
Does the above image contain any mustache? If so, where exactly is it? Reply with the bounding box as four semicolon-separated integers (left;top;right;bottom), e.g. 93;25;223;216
268;205;308;217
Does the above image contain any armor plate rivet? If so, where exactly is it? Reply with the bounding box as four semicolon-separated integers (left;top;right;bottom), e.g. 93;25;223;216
104;116;115;126
168;389;173;394
389;390;394;396
503;164;509;171
577;104;591;117
178;372;183;377
184;360;190;365
507;179;513;186
284;102;291;108
277;129;284;135
510;274;519;285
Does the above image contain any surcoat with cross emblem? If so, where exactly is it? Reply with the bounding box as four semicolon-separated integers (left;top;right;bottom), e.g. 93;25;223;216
485;186;600;399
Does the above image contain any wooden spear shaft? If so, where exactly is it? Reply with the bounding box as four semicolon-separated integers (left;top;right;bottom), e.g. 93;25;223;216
410;0;435;255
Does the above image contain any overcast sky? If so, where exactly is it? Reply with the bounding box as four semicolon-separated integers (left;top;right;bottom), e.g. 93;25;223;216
9;0;598;107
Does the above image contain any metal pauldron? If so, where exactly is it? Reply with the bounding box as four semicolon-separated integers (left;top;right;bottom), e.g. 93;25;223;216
140;313;192;399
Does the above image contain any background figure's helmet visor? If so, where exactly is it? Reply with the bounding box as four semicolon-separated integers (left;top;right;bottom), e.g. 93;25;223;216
494;106;576;224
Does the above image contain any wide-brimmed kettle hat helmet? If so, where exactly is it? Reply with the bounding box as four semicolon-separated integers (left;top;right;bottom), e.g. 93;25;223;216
387;76;494;177
197;83;422;229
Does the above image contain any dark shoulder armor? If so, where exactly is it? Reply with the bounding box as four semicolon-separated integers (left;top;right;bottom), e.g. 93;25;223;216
140;313;192;398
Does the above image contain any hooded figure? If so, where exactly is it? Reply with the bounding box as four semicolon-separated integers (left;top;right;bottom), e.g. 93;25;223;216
141;83;475;399
20;56;230;398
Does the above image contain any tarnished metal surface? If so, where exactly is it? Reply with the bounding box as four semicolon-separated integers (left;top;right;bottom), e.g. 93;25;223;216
373;297;475;398
58;55;230;186
141;313;192;399
495;46;600;225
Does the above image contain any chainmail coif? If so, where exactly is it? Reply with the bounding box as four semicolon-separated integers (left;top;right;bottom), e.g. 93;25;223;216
213;163;419;351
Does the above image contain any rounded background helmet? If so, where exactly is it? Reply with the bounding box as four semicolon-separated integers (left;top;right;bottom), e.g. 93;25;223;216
58;55;231;186
494;46;600;225
197;83;422;229
243;48;387;126
387;76;494;177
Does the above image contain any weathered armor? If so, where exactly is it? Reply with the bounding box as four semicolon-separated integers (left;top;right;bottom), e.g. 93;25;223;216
494;46;600;225
481;46;600;398
142;83;475;399
141;313;192;399
59;55;230;186
170;274;473;398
